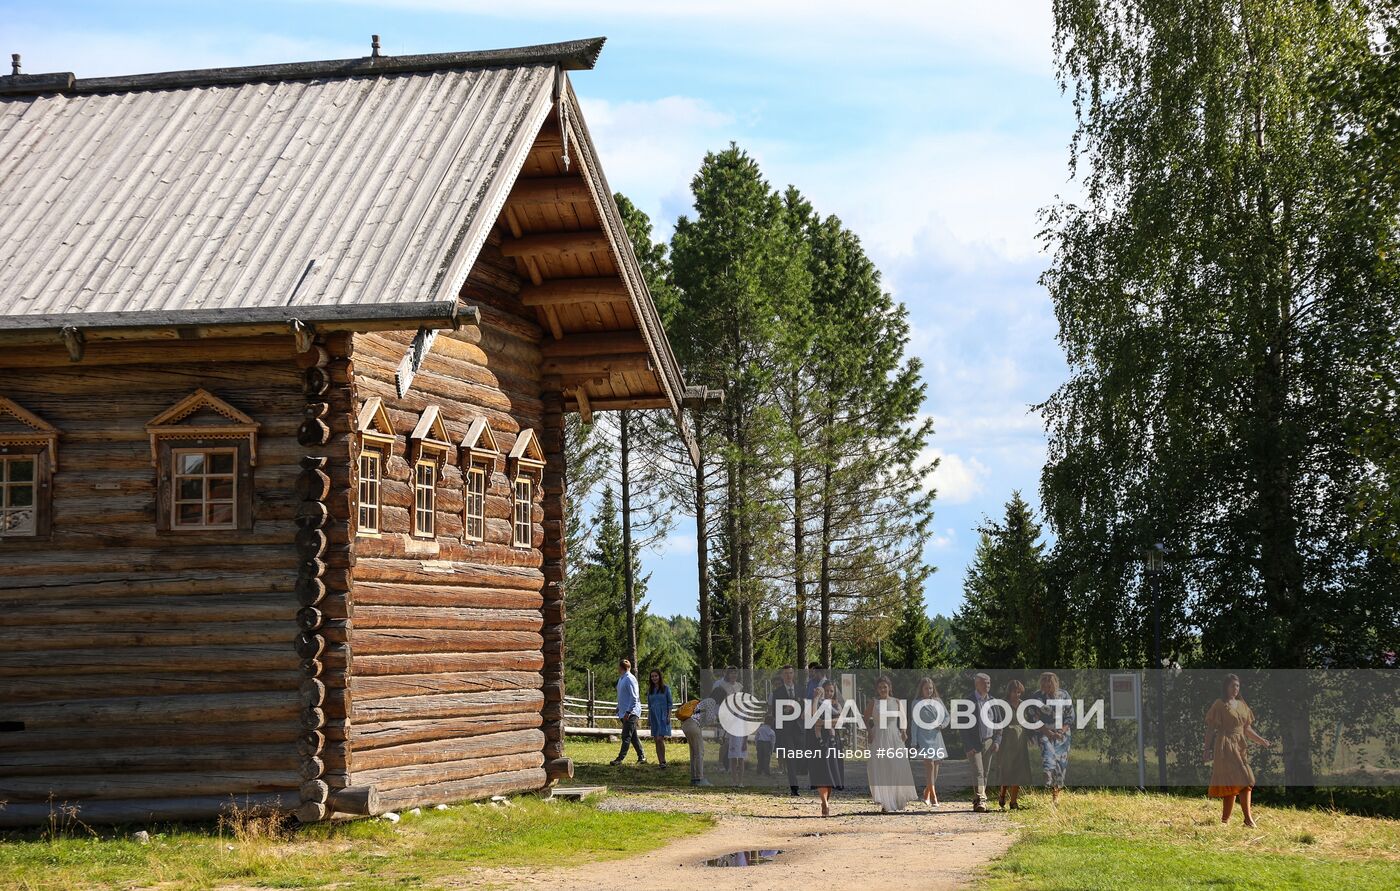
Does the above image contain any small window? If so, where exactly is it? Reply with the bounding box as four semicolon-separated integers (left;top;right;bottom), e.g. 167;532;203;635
358;450;382;534
171;448;238;530
414;460;436;538
513;477;532;548
465;465;486;541
0;455;37;536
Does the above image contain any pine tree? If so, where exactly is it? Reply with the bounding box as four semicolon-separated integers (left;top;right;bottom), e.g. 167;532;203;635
887;583;943;670
953;493;1050;668
562;486;638;682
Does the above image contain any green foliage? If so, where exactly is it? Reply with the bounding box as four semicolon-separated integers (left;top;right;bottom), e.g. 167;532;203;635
564;486;635;683
1042;0;1400;670
954;492;1059;669
886;584;949;670
0;797;711;889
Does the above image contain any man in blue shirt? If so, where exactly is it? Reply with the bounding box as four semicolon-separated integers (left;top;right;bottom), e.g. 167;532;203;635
610;658;646;766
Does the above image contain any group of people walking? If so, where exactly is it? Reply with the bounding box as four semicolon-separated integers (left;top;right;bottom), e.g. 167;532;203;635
611;661;1272;826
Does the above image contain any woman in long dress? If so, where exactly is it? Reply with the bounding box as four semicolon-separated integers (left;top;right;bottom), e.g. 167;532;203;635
909;677;948;807
1204;673;1272;827
990;679;1035;809
822;679;847;790
863;675;917;814
807;684;841;817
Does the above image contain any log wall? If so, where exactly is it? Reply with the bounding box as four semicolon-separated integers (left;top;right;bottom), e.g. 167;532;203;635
346;244;551;809
0;338;310;826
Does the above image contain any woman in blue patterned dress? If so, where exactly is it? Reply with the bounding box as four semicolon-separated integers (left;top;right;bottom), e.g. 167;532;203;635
646;670;673;768
909;676;948;807
1026;671;1073;804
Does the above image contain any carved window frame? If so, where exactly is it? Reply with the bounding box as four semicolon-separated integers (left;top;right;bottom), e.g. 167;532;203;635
0;398;59;540
147;391;257;533
459;417;499;544
356;397;396;537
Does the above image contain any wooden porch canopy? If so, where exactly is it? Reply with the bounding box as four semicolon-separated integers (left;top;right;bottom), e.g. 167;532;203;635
494;80;716;462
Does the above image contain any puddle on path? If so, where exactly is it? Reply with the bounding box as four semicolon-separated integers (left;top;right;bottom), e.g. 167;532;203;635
701;849;783;867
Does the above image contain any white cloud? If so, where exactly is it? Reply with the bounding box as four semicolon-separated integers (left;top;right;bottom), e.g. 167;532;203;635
930;527;957;550
579;95;735;235
656;532;696;557
920;448;989;504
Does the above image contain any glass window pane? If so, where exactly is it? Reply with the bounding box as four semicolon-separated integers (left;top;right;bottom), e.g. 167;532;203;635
8;459;34;482
2;508;34;534
176;503;203;525
209;452;235;474
178;478;204;500
179;453;205;474
10;484;33;508
208;478;235;500
206;503;234;526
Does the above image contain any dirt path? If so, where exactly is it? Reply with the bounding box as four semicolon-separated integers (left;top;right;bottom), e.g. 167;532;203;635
461;790;1016;890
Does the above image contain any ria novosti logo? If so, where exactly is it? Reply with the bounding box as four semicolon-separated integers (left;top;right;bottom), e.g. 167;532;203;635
717;691;767;737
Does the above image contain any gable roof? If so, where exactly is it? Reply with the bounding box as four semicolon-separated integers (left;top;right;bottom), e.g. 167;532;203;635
508;428;546;469
0;39;601;331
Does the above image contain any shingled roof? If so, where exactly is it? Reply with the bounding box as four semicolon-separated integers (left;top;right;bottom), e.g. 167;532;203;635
0;39;602;329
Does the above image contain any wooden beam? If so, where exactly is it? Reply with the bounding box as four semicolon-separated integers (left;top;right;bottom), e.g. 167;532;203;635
519;278;629;308
533;121;563;149
500;231;610;259
565;396;671;412
573;388;593;425
540;332;649;359
542;353;652;376
508;177;591;206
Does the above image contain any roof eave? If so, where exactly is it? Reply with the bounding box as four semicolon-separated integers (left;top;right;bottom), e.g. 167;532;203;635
0;299;475;346
0;38;606;97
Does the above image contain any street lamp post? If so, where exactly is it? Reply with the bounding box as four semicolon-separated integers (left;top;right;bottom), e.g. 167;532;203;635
1144;542;1168;791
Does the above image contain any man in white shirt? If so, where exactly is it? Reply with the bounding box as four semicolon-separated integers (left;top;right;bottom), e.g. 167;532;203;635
610;658;645;766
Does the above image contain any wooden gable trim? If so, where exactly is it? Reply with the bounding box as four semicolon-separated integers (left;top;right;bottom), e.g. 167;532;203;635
0;396;61;469
507;427;546;478
144;388;259;466
459;416;500;469
356;396;396;452
409;404;454;466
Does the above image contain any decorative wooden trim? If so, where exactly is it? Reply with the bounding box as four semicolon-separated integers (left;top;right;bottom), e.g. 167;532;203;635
145;388;260;466
507;427;546;480
355;396;396;452
0;396;61;470
409;404;453;467
458;416;500;470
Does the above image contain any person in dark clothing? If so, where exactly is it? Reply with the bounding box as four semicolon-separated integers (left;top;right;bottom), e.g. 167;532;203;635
769;664;806;795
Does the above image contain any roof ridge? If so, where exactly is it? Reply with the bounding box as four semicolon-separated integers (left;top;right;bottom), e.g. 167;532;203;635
0;37;604;97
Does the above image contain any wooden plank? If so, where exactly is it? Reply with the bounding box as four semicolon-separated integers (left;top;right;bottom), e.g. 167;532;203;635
507;176;591;207
540;332;648;358
518;278;628;308
499;231;609;259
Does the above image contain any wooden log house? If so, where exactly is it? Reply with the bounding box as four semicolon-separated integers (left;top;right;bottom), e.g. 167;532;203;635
0;37;706;825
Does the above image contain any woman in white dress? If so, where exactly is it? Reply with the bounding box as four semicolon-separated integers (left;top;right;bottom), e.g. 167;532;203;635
863;675;917;813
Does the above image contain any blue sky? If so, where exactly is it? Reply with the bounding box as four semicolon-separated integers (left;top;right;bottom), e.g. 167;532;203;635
6;1;1076;620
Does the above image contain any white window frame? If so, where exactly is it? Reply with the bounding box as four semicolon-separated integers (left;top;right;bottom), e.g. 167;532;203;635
513;476;532;548
170;447;239;531
358;449;382;535
413;459;437;538
464;464;487;542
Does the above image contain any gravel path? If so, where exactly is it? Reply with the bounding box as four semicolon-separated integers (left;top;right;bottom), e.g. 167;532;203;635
460;788;1016;890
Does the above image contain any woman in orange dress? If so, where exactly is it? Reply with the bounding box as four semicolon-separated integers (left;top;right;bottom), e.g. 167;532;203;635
1203;673;1272;826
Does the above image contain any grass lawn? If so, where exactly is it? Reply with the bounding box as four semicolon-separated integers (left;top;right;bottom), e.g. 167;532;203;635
0;794;712;891
983;789;1400;890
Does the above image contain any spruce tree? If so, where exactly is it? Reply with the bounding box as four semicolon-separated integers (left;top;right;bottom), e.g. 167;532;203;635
953;493;1050;668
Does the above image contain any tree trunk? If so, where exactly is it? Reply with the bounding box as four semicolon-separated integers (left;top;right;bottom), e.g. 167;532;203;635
694;419;712;670
793;446;808;670
819;452;834;669
620;410;637;670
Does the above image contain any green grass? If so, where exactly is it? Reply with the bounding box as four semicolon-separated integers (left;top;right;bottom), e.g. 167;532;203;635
0;794;712;891
983;789;1400;890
